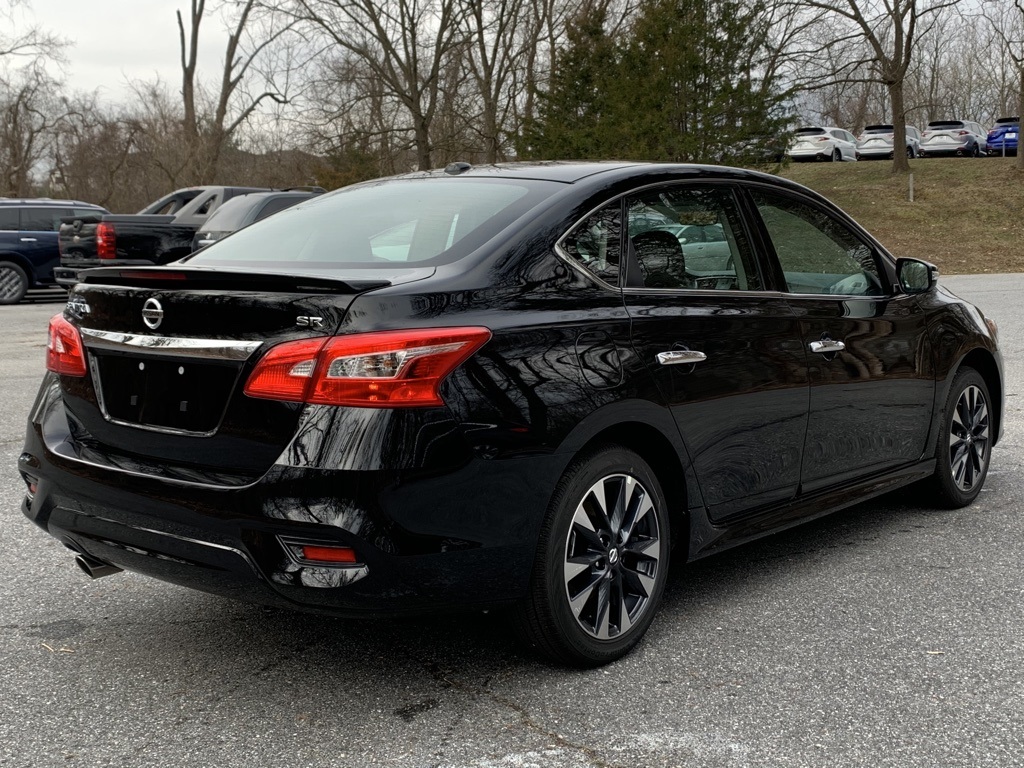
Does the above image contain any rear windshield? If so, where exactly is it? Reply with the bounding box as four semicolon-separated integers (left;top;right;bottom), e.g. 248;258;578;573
864;125;893;133
184;178;557;269
794;128;825;136
928;121;964;129
996;117;1019;125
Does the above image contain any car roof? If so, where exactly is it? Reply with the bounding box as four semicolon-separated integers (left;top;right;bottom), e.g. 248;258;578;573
0;198;104;207
381;161;810;191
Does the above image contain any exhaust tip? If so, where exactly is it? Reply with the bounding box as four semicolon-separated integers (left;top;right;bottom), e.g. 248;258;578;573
75;554;123;580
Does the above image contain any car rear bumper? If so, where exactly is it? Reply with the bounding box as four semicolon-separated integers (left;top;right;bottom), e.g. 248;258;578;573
918;141;975;156
19;380;564;617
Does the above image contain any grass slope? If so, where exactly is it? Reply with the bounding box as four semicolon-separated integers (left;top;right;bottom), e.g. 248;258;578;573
776;157;1024;275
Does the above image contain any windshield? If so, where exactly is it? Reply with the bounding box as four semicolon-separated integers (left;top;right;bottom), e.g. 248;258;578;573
184;178;558;269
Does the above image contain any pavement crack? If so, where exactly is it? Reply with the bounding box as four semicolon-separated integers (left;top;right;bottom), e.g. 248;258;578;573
410;654;627;768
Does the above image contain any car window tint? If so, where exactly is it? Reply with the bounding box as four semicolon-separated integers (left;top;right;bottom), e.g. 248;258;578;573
752;189;884;297
20;207;67;232
254;196;303;222
625;185;760;291
561;203;621;286
0;208;18;230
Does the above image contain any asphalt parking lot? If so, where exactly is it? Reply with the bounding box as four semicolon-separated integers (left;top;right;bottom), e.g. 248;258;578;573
1;275;1022;768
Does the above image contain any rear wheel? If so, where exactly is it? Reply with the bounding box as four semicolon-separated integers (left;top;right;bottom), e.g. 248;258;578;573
927;367;992;508
516;445;670;666
0;261;28;305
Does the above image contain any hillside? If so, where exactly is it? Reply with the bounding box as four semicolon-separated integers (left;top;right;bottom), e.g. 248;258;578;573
776;158;1024;275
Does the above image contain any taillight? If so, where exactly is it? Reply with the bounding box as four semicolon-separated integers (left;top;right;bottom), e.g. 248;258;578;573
46;314;87;377
817;137;830;142
244;327;492;408
958;130;970;136
96;222;116;260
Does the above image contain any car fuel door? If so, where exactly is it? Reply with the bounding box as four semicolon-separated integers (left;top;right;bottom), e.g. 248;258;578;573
748;187;935;492
622;183;810;522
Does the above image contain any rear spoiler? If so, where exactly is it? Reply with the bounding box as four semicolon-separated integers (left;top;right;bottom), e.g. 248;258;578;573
78;265;392;294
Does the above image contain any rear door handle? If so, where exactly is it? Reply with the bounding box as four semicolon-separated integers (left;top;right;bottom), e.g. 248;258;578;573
656;350;707;365
809;340;846;354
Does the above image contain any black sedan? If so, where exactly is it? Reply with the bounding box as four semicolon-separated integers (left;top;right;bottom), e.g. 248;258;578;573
19;162;1002;666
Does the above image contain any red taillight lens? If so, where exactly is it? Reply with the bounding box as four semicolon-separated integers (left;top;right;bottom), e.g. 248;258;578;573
243;337;327;401
46;314;87;376
958;130;969;136
96;222;116;260
244;327;492;408
817;137;830;142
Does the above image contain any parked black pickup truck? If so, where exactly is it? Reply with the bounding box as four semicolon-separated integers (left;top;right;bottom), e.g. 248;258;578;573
55;186;270;287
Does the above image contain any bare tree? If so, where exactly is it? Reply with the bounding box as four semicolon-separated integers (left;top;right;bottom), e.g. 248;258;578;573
983;0;1024;168
798;0;960;172
177;0;298;180
286;0;469;170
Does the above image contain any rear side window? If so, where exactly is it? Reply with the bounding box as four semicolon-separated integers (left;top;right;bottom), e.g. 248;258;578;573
0;208;18;230
560;203;622;286
254;196;304;222
625;185;760;291
20;207;70;232
187;179;555;268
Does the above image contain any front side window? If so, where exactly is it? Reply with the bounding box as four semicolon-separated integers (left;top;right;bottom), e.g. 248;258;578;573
751;189;884;296
560;203;622;286
625;185;760;291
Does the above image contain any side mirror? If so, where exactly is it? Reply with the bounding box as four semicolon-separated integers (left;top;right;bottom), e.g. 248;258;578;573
896;258;938;294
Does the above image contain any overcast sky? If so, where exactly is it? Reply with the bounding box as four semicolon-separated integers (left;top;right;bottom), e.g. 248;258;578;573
29;0;222;103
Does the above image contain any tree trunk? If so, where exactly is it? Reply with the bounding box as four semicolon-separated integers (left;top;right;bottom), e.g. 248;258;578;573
1017;64;1024;171
889;80;911;174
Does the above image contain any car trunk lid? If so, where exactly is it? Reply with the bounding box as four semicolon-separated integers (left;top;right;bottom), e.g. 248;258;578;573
58;265;428;483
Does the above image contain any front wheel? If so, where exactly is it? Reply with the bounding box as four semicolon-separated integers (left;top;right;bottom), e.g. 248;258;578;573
516;445;671;666
0;261;28;304
927;367;992;508
832;149;841;162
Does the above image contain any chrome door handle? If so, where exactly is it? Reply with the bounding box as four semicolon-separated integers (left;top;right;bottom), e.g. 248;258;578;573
20;237;37;242
809;340;846;354
656;350;707;365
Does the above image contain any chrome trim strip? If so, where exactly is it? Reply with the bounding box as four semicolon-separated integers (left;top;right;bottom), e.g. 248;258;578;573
80;328;263;361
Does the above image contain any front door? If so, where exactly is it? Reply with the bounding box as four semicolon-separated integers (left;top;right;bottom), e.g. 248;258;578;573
747;187;935;492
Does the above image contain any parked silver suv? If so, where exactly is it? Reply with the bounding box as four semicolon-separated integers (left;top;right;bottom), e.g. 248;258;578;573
919;120;987;157
856;124;922;159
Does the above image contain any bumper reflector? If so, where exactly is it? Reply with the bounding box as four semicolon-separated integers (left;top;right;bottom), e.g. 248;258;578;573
301;545;358;564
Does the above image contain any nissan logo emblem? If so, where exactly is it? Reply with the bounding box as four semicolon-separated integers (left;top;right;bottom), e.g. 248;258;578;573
142;298;164;330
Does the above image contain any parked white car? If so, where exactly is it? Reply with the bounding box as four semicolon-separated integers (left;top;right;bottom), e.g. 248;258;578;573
787;126;858;162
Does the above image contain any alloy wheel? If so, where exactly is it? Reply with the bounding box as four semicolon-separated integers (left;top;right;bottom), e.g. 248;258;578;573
949;384;990;492
0;264;26;302
563;473;661;640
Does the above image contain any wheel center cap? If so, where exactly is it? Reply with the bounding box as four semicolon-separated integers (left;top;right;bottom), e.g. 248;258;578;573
607;548;620;565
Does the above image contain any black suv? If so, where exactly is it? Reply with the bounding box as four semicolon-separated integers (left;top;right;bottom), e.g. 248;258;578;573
191;188;326;251
0;198;107;304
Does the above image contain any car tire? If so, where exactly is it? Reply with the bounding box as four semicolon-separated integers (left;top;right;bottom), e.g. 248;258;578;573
832;149;841;162
927;367;992;509
0;260;28;305
906;146;915;159
515;444;671;667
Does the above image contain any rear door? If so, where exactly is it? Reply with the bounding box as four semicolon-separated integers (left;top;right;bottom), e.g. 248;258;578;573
621;182;809;521
744;185;935;492
18;206;70;285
